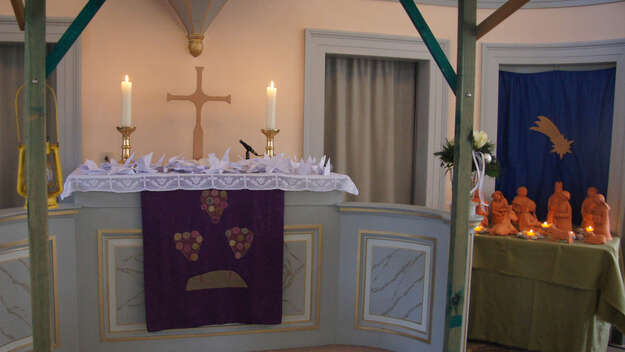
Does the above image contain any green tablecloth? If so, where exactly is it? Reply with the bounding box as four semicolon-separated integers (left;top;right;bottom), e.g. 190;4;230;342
469;235;625;352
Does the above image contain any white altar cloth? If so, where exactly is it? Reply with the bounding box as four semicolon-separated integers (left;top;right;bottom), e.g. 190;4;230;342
60;170;358;199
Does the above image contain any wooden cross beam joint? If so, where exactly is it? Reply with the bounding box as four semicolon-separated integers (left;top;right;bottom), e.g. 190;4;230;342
476;0;530;39
10;0;25;30
167;66;231;160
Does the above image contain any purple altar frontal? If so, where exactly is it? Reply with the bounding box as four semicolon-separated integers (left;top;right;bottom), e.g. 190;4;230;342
141;189;285;332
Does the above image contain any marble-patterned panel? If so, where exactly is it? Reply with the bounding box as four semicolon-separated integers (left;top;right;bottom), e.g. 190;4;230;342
0;251;32;349
100;225;322;341
282;240;307;317
107;232;315;332
357;233;435;340
368;247;425;324
115;245;145;326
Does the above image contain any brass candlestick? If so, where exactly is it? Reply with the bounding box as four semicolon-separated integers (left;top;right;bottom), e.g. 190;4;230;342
116;126;136;162
261;129;280;158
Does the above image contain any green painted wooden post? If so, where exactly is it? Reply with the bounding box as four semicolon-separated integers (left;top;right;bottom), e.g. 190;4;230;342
398;0;457;92
444;0;477;351
25;0;52;351
397;1;477;348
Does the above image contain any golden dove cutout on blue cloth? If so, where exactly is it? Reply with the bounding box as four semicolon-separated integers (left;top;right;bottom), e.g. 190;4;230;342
496;68;615;225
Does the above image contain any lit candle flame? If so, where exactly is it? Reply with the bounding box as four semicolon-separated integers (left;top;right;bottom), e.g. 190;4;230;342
541;222;551;228
528;229;535;236
270;80;274;89
474;225;483;232
125;75;129;82
586;226;594;232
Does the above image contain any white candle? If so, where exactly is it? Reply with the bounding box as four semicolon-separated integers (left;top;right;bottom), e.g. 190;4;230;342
121;75;132;127
266;81;276;130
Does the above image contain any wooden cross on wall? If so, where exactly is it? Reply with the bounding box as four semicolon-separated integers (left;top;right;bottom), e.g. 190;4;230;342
167;66;231;159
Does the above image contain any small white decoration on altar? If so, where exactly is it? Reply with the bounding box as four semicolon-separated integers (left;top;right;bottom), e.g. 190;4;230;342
77;150;332;177
62;151;354;199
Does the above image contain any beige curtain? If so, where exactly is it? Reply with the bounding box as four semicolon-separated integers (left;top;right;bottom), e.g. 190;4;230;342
0;43;56;209
0;43;25;209
324;55;417;204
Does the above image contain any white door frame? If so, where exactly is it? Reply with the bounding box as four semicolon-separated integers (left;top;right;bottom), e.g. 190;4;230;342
480;40;625;233
304;29;450;209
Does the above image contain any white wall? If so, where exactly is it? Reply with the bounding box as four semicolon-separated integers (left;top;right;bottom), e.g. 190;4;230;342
1;0;624;209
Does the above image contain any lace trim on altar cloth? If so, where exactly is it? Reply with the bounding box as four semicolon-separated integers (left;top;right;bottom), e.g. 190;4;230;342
60;171;359;199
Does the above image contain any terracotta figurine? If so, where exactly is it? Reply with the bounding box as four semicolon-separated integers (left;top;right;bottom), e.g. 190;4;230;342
547;181;563;224
511;186;540;232
489;191;517;236
473;191;489;227
547;182;573;232
592;194;612;240
584;229;607;244
584;194;610;245
581;187;599;229
555;191;573;232
547;225;576;244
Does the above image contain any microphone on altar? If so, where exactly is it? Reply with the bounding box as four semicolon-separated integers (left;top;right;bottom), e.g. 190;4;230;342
239;140;261;160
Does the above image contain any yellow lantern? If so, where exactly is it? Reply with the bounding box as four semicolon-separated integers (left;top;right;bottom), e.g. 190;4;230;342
14;84;64;209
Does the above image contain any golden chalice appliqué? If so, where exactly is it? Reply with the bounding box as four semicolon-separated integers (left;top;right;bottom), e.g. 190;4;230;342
15;84;64;209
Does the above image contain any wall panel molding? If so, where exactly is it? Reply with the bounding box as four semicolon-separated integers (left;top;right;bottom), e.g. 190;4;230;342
97;225;323;341
0;237;60;351
354;230;436;342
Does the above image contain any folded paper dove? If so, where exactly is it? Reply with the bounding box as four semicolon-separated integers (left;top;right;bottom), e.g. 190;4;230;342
78;149;332;176
62;150;355;199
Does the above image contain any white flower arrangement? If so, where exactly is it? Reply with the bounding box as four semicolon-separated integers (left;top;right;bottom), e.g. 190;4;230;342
434;130;499;177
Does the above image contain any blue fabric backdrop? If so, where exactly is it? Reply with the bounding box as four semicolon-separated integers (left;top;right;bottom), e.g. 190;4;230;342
496;68;615;225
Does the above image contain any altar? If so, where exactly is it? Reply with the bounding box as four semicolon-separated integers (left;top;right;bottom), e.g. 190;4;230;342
0;170;455;352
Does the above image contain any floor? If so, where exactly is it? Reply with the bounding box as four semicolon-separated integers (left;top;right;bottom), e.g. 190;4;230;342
262;343;624;351
467;341;625;352
262;345;391;352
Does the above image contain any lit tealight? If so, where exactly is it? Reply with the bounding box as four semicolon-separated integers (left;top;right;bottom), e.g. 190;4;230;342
474;225;484;232
586;225;594;233
527;229;536;237
541;222;551;228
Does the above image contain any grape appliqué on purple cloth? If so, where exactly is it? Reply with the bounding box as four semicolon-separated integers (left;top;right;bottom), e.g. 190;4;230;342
200;189;229;223
174;230;203;262
225;227;254;259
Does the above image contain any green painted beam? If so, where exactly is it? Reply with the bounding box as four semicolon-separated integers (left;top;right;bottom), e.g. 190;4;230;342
25;0;51;351
46;0;106;77
444;0;477;351
398;0;457;92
